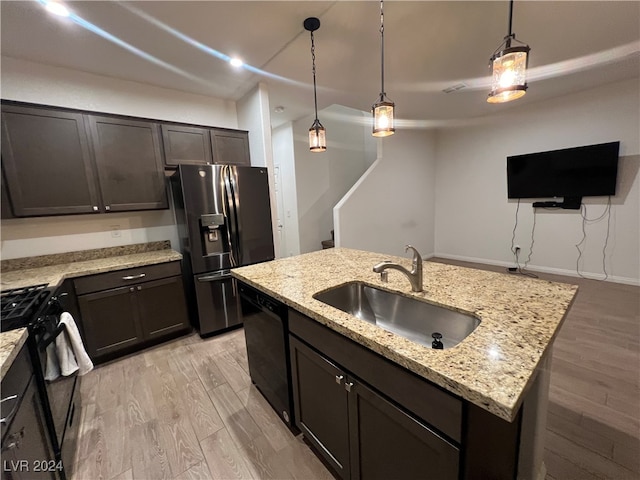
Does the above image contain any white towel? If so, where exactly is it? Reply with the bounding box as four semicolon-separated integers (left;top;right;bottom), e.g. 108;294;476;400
45;312;94;381
45;342;61;381
58;312;94;376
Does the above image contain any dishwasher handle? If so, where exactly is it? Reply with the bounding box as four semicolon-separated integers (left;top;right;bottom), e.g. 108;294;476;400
239;285;283;316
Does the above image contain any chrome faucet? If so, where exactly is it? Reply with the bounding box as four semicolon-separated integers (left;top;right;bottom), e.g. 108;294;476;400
373;245;423;292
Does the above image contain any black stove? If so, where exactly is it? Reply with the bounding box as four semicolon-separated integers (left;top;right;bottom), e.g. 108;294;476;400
0;284;52;331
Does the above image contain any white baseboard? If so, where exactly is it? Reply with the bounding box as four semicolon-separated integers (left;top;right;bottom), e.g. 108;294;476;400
432;252;640;286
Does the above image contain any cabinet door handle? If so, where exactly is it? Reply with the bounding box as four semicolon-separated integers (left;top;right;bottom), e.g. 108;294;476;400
92;206;99;212
122;273;146;281
129;287;135;293
4;428;25;450
0;394;19;424
136;286;142;291
105;205;111;211
335;375;344;385
345;381;354;392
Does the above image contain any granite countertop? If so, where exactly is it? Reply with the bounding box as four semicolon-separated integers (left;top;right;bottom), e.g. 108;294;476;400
0;241;182;377
0;328;28;380
231;247;578;422
0;242;182;291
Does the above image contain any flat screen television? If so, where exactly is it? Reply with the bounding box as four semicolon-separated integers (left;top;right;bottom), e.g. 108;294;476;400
507;141;620;200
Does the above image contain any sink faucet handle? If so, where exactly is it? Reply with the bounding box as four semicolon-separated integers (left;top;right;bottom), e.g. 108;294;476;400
405;245;421;264
380;271;388;283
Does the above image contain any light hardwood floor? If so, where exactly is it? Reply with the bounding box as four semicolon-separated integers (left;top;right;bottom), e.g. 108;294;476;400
71;260;639;480
71;328;334;480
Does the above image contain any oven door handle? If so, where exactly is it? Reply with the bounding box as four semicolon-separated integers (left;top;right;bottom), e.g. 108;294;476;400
39;324;67;352
0;394;19;425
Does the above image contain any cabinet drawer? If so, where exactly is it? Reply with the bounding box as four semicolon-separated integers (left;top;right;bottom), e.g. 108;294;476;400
74;261;181;295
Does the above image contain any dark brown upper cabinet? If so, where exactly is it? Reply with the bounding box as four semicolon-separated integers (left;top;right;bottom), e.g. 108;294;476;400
211;129;250;165
161;124;213;167
1;168;15;219
87;115;168;212
1;105;101;216
161;125;250;167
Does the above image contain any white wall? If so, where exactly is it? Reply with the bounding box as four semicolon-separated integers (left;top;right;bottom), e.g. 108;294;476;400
1;56;237;127
293;105;376;253
335;129;437;258
237;83;272;168
0;57;238;259
1;211;179;259
272;123;301;257
434;78;640;284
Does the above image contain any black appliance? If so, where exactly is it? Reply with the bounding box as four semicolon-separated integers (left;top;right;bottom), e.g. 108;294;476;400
1;284;81;480
238;283;296;432
171;164;275;337
507;141;620;209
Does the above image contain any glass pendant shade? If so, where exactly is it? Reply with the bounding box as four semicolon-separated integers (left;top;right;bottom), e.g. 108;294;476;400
488;45;530;103
372;100;395;137
309;119;326;152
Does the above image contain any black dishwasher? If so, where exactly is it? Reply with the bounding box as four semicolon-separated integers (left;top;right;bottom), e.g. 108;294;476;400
239;283;296;432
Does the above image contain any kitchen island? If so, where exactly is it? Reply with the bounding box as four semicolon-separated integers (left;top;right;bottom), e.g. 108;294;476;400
232;247;578;479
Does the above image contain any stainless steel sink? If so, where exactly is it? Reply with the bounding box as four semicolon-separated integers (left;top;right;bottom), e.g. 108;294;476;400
313;282;480;349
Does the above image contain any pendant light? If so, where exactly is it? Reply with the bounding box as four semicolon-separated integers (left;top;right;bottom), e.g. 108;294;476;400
372;0;395;137
488;0;531;103
304;17;326;152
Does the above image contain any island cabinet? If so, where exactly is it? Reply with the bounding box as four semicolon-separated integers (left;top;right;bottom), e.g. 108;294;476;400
288;308;521;480
74;261;190;363
0;103;168;217
161;124;250;167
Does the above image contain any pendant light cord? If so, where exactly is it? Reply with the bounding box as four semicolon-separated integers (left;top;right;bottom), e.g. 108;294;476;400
311;31;319;121
505;0;516;48
379;0;385;101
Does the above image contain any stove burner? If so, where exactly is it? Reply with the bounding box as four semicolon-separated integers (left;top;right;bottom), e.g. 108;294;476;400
1;284;50;330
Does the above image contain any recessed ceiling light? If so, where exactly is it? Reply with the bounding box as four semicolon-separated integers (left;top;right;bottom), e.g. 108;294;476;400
44;1;70;17
229;57;243;68
274;106;285;113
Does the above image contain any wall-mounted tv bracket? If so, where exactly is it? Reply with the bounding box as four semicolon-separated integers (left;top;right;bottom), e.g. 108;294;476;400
532;196;581;210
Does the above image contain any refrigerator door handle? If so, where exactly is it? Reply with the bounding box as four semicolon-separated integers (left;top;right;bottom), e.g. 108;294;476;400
197;271;232;282
222;166;237;266
224;166;242;266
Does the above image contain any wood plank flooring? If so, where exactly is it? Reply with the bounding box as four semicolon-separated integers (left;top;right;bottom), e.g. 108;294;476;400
71;260;639;480
71;328;333;480
432;258;639;480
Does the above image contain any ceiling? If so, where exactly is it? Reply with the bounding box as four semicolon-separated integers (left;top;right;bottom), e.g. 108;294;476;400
1;1;639;128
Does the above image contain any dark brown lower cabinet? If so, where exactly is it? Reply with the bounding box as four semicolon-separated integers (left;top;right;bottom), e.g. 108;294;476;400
76;265;190;362
137;276;191;340
77;286;143;359
291;336;351;477
290;336;459;480
351;381;459;480
1;377;56;480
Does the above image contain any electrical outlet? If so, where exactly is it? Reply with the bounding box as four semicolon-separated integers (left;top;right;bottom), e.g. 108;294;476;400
110;225;121;238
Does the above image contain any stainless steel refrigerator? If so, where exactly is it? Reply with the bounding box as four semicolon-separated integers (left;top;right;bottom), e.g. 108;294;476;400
171;164;274;337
